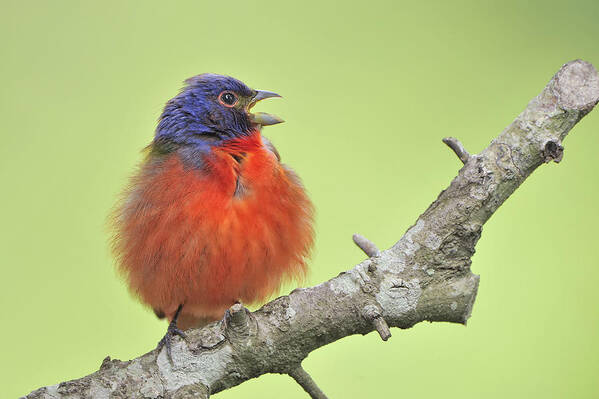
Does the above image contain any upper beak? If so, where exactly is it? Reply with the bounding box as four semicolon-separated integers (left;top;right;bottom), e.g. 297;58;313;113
249;90;284;126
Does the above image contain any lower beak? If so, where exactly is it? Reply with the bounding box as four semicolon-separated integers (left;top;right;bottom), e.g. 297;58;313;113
249;90;284;126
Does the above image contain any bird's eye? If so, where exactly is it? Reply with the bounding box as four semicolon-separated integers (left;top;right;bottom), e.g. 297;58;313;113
218;91;238;107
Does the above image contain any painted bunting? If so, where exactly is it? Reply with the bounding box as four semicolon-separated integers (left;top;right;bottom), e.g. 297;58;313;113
110;74;314;354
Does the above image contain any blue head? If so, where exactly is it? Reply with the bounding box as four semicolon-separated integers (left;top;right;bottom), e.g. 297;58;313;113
155;74;283;152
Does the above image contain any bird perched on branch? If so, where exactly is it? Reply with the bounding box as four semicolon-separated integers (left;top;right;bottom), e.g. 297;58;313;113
110;74;314;355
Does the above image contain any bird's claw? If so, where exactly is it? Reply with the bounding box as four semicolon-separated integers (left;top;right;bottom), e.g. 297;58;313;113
156;322;187;362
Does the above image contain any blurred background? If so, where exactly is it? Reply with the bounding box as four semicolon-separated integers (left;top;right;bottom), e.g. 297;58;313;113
2;1;598;398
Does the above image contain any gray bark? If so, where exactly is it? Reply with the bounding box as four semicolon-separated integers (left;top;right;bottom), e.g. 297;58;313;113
25;60;599;399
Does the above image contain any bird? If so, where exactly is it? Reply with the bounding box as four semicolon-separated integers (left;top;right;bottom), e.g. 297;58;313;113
110;74;314;356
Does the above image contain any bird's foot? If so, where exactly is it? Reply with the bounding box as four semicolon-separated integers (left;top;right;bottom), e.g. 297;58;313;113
156;320;187;362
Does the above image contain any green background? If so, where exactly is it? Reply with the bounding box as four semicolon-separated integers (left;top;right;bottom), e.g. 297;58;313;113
2;1;598;397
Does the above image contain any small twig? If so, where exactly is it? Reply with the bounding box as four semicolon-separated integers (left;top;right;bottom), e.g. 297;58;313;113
288;365;329;399
442;137;470;164
226;303;248;328
362;305;392;341
352;234;380;257
372;317;391;341
224;302;252;341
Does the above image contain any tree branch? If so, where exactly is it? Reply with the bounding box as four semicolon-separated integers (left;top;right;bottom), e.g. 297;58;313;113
25;60;599;399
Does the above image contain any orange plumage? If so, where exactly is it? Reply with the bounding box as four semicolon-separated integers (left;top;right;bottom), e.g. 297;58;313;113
111;130;314;329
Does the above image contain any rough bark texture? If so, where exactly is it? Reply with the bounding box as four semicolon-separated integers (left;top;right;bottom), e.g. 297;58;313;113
25;60;599;399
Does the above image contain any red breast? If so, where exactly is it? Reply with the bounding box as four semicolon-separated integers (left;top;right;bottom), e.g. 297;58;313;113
111;131;314;328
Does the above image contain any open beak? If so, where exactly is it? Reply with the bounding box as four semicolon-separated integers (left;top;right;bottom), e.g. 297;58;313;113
248;90;284;126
